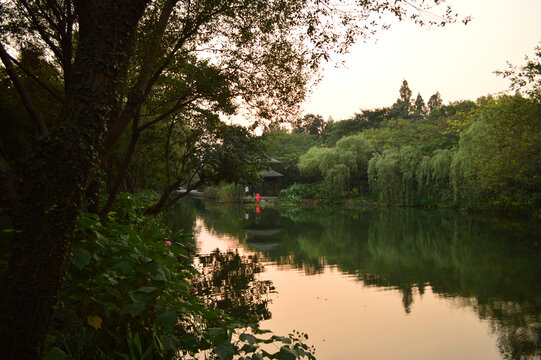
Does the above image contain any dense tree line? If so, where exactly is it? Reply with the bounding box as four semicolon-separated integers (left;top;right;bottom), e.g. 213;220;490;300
269;47;541;214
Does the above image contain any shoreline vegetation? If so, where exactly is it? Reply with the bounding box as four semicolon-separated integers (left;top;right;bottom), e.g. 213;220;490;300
257;89;541;222
36;191;316;360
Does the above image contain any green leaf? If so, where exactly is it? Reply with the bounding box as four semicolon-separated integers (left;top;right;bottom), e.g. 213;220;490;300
240;344;258;353
160;334;181;352
239;333;258;345
128;333;142;358
251;354;263;360
122;302;146;317
271;335;292;344
71;248;91;270
45;347;69;360
156;309;177;331
103;273;119;285
137;286;158;293
146;262;171;281
95;231;110;247
112;259;134;275
180;333;201;349
215;342;235;360
208;328;226;338
279;346;298;360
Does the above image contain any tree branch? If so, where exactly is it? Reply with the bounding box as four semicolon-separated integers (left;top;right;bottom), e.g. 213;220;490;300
7;53;63;103
102;0;178;153
0;42;48;135
137;95;201;133
18;0;63;61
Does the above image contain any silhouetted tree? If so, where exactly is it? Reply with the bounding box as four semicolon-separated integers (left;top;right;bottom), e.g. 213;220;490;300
428;91;443;110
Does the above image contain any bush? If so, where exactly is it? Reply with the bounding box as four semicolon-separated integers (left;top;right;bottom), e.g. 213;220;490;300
203;186;220;200
217;183;245;203
279;183;318;202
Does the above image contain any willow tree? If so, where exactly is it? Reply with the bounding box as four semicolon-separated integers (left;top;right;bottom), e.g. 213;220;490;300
417;149;454;205
298;134;374;196
368;145;424;206
0;0;466;357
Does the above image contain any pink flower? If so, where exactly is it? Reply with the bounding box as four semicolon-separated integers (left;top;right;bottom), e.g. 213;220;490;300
165;240;172;247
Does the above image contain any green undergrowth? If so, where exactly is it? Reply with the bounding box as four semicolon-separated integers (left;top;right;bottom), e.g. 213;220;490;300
44;192;315;360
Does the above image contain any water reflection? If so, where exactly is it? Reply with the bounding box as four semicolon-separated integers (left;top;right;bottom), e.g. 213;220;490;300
194;250;274;323
167;199;541;359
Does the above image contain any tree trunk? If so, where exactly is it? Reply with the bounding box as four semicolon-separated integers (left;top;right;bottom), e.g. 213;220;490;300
0;2;148;358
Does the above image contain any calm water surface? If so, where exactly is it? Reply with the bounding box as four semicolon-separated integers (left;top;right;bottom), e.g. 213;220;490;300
166;199;541;360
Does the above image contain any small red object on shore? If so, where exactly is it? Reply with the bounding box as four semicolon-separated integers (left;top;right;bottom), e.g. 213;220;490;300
256;193;260;202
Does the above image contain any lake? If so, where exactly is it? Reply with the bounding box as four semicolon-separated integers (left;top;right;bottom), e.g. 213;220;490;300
166;198;541;360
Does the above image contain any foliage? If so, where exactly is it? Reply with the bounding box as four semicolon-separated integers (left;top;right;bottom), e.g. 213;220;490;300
45;193;315;360
417;149;454;206
362;117;447;153
433;99;479;144
413;93;427;117
203;186;221;201
262;130;320;188
427;91;443;111
292;114;326;137
369;149;403;206
324;164;350;197
368;145;453;207
322;108;389;145
391;79;413;118
217;184;246;203
496;43;541;101
298;133;374;195
450;95;541;211
364;92;541;213
278;183;320;202
204;183;247;203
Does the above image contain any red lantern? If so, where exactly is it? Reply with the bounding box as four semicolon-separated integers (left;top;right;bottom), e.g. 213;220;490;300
256;193;260;202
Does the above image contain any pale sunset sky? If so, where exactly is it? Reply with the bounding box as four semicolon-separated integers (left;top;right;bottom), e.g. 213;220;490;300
302;0;541;121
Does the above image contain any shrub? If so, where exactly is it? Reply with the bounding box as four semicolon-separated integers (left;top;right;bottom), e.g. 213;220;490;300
203;186;220;200
217;183;245;202
279;183;318;201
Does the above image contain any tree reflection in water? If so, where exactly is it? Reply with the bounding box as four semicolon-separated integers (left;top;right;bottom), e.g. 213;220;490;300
193;249;275;323
169;199;541;359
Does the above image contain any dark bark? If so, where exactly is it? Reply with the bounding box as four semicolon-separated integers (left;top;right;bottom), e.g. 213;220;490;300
144;180;201;215
86;178;101;214
0;1;149;358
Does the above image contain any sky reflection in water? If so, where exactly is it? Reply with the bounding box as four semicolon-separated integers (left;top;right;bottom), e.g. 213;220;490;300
166;199;541;360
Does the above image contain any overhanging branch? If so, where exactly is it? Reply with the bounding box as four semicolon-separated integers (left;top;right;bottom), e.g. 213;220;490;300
0;42;48;135
7;53;63;103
